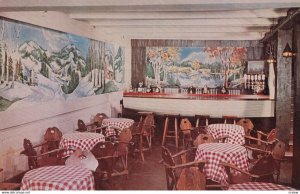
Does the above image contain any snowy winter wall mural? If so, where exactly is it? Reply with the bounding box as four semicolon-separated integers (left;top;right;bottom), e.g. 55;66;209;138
145;47;247;89
0;17;125;111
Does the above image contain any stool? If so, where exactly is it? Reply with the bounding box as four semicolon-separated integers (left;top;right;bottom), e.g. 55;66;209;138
223;115;238;124
195;115;210;128
162;114;180;148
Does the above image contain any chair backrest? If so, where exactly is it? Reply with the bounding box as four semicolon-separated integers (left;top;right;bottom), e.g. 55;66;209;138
42;127;63;155
193;133;216;147
20;139;38;170
176;167;206;190
272;140;286;160
44;127;62;142
77;119;87;132
180;118;192;131
117;128;132;156
142;114;154;135
237;118;254;136
161;146;177;190
94;113;109;127
91;141;117;180
250;154;277;181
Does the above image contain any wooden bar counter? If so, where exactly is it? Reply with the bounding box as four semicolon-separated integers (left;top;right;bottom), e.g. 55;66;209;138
123;92;274;118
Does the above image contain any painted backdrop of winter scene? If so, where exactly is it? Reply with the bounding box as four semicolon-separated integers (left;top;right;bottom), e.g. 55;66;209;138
0;17;125;111
145;47;247;89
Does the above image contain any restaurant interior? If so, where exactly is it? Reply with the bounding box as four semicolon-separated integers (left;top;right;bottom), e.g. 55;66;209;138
0;0;300;191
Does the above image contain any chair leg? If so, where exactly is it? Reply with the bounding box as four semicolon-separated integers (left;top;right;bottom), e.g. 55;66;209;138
162;117;169;146
140;135;145;162
175;118;178;148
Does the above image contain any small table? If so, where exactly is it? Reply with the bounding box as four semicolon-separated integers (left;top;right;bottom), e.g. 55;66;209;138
229;182;296;190
207;124;245;145
21;165;94;190
59;132;105;157
101;118;134;136
195;143;249;185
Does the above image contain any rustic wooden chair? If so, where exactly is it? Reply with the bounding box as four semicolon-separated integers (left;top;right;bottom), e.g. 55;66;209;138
160;146;207;190
244;129;279;158
76;119;108;134
131;114;155;162
91;127;132;182
20;138;66;170
221;140;286;185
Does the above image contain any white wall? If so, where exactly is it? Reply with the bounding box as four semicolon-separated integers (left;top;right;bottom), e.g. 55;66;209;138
0;11;125;181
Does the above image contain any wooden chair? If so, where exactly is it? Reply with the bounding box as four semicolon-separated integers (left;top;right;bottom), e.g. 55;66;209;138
91;128;132;181
131;114;155;162
76;119;108;134
179;118;193;148
20;138;66;170
221;154;278;185
244;129;278;153
221;140;286;185
160;146;206;190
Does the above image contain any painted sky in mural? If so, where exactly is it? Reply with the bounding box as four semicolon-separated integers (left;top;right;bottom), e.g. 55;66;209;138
145;47;247;89
0;18;125;111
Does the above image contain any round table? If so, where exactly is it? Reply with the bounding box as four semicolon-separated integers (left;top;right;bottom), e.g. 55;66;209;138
101;118;134;136
195;143;249;185
207;124;245;145
229;182;296;190
59;132;105;157
21;165;94;190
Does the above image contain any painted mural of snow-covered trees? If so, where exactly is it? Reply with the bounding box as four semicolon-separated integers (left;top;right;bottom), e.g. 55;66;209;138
0;17;125;111
145;47;246;88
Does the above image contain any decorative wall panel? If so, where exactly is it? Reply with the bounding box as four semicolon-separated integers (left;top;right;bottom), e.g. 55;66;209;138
0;17;125;111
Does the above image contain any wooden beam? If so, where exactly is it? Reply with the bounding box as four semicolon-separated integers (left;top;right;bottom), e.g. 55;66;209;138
0;0;299;12
69;9;287;20
89;18;273;27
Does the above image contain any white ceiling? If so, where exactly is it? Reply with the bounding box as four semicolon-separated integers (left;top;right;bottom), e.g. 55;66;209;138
0;0;300;40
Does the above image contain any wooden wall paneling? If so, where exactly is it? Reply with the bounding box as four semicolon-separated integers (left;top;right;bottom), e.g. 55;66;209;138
276;29;293;143
292;23;300;189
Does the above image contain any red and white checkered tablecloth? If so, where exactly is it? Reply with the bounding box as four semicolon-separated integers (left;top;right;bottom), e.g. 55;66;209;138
229;182;296;190
59;132;105;157
195;143;249;185
101;118;134;136
21;165;94;190
207;124;245;145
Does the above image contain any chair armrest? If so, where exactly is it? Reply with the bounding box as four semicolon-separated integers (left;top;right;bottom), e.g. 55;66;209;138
244;145;271;154
220;161;260;178
244;135;274;145
162;160;206;169
25;148;66;158
87;125;109;132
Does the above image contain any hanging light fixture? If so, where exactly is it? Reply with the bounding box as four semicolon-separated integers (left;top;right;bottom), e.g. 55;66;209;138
282;43;294;58
267;43;276;64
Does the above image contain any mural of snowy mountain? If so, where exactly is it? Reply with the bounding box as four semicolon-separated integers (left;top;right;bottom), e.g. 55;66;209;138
0;17;125;111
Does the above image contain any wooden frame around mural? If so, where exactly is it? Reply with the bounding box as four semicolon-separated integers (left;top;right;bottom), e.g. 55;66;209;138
247;60;265;74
